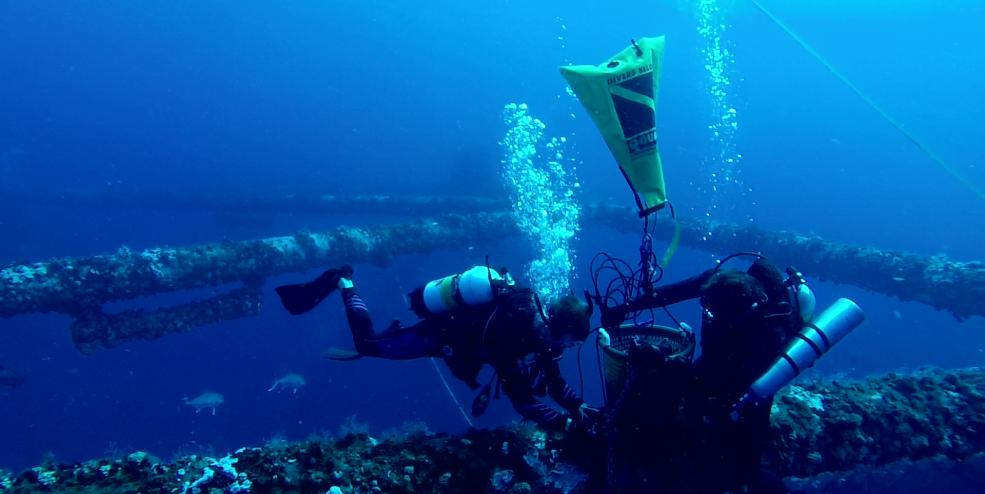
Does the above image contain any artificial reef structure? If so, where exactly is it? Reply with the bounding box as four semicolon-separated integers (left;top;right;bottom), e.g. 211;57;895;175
2;194;985;492
3;26;983;493
1;196;982;354
3;367;984;493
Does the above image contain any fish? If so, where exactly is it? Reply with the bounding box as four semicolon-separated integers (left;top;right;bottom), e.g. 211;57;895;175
268;373;306;394
183;391;224;415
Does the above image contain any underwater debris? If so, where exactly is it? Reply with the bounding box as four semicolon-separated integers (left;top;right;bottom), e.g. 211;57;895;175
0;202;982;354
5;368;985;493
183;392;225;416
267;373;306;394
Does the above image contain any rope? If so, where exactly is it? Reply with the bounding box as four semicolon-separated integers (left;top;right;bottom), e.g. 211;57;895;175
429;357;474;428
748;0;984;199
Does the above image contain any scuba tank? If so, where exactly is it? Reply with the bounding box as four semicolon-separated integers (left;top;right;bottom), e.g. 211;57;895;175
731;298;865;420
785;267;816;325
408;266;514;318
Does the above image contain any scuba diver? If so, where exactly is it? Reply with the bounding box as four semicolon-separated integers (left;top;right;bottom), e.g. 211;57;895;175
683;259;801;494
275;264;600;433
592;255;829;494
560;35;864;493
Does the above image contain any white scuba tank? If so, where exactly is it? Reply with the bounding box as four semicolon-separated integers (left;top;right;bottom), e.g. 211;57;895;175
731;298;865;419
418;266;508;316
786;268;816;325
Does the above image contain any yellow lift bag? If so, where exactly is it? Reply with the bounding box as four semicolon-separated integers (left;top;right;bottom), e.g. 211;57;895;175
561;37;667;216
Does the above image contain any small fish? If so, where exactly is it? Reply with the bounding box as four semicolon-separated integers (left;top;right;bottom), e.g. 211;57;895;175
183;391;224;415
268;373;306;394
892;310;902;320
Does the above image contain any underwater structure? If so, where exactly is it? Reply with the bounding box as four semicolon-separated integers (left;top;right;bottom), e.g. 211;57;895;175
1;196;982;353
2;195;985;492
2;13;981;492
3;367;984;493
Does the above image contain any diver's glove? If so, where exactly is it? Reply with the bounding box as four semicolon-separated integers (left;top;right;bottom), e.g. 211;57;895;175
565;404;602;439
728;391;764;423
574;403;602;424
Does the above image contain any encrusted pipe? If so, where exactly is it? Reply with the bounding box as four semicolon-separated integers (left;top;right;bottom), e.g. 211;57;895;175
0;213;517;350
586;204;985;321
3;367;984;489
1;204;982;352
767;367;985;477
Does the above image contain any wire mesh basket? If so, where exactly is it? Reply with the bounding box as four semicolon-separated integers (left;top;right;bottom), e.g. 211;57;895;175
600;322;694;402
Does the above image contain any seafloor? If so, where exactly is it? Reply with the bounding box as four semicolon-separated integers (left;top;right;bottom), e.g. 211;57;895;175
4;367;985;493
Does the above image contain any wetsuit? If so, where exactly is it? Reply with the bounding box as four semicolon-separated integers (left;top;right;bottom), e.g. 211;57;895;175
341;285;583;430
686;259;797;494
601;259;797;493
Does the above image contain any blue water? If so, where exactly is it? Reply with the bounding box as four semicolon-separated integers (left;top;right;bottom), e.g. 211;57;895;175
1;0;983;474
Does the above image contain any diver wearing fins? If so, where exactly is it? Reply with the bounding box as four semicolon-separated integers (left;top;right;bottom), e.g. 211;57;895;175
276;264;601;433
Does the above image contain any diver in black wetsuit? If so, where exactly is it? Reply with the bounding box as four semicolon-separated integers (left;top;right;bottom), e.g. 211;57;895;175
598;257;801;494
687;259;797;494
276;265;599;433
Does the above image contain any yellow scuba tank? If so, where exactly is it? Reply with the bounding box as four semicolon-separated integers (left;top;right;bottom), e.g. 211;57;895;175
408;266;513;318
561;37;668;216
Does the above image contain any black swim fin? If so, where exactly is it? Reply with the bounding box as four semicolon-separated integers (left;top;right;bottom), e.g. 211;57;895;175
276;265;353;315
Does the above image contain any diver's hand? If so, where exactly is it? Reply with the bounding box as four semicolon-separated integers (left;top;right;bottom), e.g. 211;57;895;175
320;264;354;284
565;404;602;439
568;414;600;439
574;403;602;424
